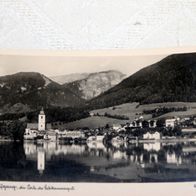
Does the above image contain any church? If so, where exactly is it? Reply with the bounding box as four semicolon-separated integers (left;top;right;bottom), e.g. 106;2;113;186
24;108;52;140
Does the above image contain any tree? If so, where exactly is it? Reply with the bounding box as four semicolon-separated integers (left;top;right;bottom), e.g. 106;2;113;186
105;124;110;129
8;121;26;141
142;120;149;128
156;119;165;127
173;126;182;137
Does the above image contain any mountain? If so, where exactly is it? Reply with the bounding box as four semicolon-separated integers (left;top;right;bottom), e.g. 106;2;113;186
50;73;90;84
89;53;196;109
65;70;126;100
0;72;84;113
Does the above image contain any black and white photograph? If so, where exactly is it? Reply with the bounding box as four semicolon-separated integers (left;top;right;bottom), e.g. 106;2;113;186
1;51;196;184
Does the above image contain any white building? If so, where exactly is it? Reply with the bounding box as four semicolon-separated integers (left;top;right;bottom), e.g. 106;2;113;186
148;120;157;128
58;130;85;139
165;118;178;128
130;120;142;128
24;129;38;140
112;124;122;131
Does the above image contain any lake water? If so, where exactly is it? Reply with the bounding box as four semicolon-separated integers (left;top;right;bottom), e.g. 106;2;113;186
1;141;196;182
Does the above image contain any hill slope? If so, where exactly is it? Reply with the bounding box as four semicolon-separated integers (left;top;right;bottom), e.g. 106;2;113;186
89;53;196;109
0;72;84;113
65;70;125;100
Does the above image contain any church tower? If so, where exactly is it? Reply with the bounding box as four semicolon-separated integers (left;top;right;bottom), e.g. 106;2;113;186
38;107;46;131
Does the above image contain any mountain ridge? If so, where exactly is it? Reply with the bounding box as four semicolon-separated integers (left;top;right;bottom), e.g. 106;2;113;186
65;70;126;100
89;53;196;109
50;73;90;85
0;72;85;113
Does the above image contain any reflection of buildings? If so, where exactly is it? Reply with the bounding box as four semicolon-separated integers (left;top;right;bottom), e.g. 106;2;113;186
149;154;158;163
166;153;182;165
143;143;161;152
143;132;161;140
23;142;87;174
87;141;107;151
112;150;127;160
21;140;196;182
24;142;86;157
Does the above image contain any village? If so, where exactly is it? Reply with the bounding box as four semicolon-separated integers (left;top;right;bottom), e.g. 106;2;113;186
24;108;196;145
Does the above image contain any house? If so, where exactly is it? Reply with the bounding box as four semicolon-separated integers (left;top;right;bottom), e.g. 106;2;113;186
112;124;122;131
148;120;157;128
143;131;161;140
24;129;38;140
165;118;178;128
26;123;52;130
44;130;58;141
58;130;85;139
89;112;95;117
130;120;142;128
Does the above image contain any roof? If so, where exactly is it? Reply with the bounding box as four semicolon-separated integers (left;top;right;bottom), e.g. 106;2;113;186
27;123;38;129
27;123;52;129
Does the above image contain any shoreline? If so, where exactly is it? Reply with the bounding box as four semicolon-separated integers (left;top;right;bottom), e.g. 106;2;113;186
1;138;196;144
128;138;196;143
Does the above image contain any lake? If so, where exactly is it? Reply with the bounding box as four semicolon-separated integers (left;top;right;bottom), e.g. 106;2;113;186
0;141;196;182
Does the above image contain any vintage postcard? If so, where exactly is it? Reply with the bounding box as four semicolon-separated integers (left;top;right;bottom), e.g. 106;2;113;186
1;48;196;195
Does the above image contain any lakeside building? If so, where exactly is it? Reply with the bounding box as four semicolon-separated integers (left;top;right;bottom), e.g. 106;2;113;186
24;108;86;141
26;108;52;130
58;130;85;139
148;120;157;128
24;108;52;140
132;120;142;128
112;124;123;132
165;117;179;128
166;153;182;165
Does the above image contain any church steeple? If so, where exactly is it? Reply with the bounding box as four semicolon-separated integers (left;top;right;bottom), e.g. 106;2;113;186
38;107;46;131
40;107;45;115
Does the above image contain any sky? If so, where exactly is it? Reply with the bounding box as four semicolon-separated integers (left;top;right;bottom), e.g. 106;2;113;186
0;53;167;77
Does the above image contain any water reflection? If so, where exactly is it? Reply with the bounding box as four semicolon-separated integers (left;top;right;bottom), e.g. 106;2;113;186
1;141;196;182
37;147;45;174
